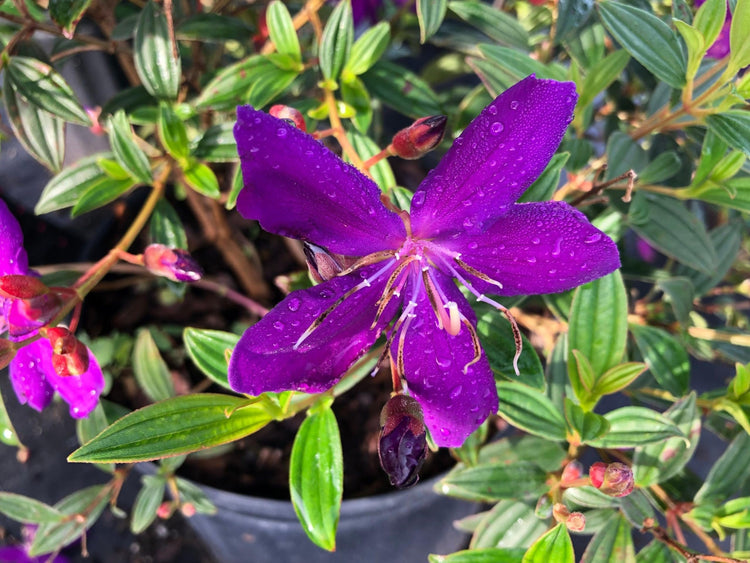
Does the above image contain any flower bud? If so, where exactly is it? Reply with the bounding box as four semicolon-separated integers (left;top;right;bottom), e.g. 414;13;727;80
46;327;89;376
157;502;172;519
560;460;583;485
180;503;196;517
303;242;344;283
390;115;447;160
143;244;203;282
378;394;427;489
566;511;586;532
269;105;307;132
589;462;634;497
0;275;49;299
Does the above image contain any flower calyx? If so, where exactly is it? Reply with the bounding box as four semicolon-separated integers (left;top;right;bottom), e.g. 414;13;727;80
389;115;447;160
378;394;427;489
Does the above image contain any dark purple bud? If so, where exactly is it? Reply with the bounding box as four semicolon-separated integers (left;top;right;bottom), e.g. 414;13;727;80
390;115;447;160
303;242;344;283
378;394;427;489
143;244;203;282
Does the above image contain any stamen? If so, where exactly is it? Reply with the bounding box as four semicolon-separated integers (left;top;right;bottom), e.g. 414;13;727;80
294;260;396;349
460;318;482;374
421;269;446;330
445;302;461;336
337;250;397;277
454;257;504;289
371;256;418;328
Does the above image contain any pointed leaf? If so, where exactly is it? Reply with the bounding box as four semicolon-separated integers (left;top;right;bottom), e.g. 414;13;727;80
266;1;301;63
707;111;750;157
523;524;574;563
319;0;353;82
449;1;529;49
35;153;115;213
417;0;447;43
581;512;635;563
630;324;690;397
192;123;238;162
130;475;165;533
429;549;527;563
149;199;187;249
50;0;92;37
134;0;181;99
695;432;750;505
0;493;63;524
437;461;548;503
183;328;239;390
343;22;390;76
470;500;548;549
109;110;152;184
588;406;686;449
496;381;566;440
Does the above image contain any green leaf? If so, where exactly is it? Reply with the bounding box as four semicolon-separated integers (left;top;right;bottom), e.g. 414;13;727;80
340;75;372;132
68;394;271;463
495;382;567;441
630;324;690;396
695;432;750;504
3;72;65;171
289;406;343;552
449;1;529;49
577;49;630;110
620;489;656;529
629;193;717;274
347;130;395;190
35;153;117;213
593;362;647;396
478;45;568;85
730;363;750;401
108;110;152;184
581;512;635;563
49;0;92;37
134;0;181;99
6;56;90;125
518;152;570;203
319;0;353;82
569;350;597;410
523;524;574;563
183;328;239;390
638;151;683;185
266;1;301;63
71;175;137;217
175;477;217;514
694;0;727;50
656;277;694;327
556;0;596;45
429;548;527;563
588;406;686;449
133;328;176;402
563;486;619;509
0;389;22;447
706;111;750;157
564;399;610;444
362;61;442;118
158;102;189;161
692;129;728;188
130;475;165;534
417;0;447;43
0;493;63;524
245;61;297;109
685;177;750;214
192;123;238;162
181;160;220;198
477;308;545;391
29;485;109;556
597;1;686;89
436;461;547;502
470;500;548;549
343;22;390;76
729;0;750;72
175;13;253;43
149;199;187;249
674;20;705;82
568;270;628;377
674;222;742;295
195;56;264;110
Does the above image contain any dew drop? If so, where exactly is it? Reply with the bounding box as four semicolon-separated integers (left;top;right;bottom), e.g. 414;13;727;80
449;385;463;399
436;357;452;369
287;298;300;312
548;269;557;275
584;233;602;244
531;237;540;245
462;217;473;228
510;100;519;110
468;241;478;250
461;199;472;207
488;105;498;115
319;289;333;299
551;238;562;256
276;128;287;137
412;191;426;207
273;321;285;331
526;256;537;264
490;122;504;135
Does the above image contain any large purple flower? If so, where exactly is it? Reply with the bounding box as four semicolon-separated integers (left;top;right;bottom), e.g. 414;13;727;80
229;75;620;447
0;198;103;418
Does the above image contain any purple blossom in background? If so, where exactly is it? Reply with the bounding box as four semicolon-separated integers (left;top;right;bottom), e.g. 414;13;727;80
695;0;731;58
0;524;70;563
229;75;620;447
350;0;411;25
0;199;103;419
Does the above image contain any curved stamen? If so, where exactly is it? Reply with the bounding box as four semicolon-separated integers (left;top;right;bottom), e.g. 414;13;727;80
454;256;504;290
460;317;482;374
371;255;419;328
293;259;397;350
336;249;397;277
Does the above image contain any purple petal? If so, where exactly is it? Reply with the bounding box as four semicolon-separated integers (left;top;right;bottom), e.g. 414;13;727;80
393;274;497;448
234;106;406;255
9;339;54;412
44;345;104;419
0;198;29;276
410;75;577;239
229;263;398;395
444;201;620;296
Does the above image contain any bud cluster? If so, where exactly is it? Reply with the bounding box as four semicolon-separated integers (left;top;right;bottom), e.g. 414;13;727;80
589;462;634;497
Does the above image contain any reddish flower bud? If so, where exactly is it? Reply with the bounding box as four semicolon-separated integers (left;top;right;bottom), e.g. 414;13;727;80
303;242;344;283
589;462;634;497
143;244;203;282
0;275;49;299
269;105;307;132
85;106;105;136
390;115;447;159
47;327;89;376
566;511;586;532
157;502;172;519
378;394;427;489
552;502;570;523
560;460;583;485
180;503;196;517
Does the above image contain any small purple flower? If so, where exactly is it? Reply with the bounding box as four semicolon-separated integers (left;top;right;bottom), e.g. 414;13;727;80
0;198;103;419
695;0;731;59
229;75;620;447
0;524;70;563
349;0;411;25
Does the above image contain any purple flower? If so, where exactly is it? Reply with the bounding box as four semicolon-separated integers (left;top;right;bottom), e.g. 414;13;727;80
0;198;104;419
229;75;620;447
0;524;70;563
695;0;731;59
349;0;411;25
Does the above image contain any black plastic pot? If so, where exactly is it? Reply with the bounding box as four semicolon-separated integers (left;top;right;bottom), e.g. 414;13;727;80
183;473;475;563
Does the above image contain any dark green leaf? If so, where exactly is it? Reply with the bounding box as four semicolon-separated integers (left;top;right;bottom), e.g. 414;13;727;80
3;72;65;171
436;461;547;502
245;62;297;109
630;324;690;396
195;56;265;110
563;486;619;509
181;160;220;198
134;0;180;99
449;1;529;49
594;362;647;396
417;0;447;43
597;1;686;89
479;45;568;84
523;524;574;563
588;406;686;449
496;382;567;441
707;111;750;157
109;110;152;184
340;75;372;132
556;0;596;45
362;61;442;118
133;328;176;402
564;399;610;444
729;0;750;72
175;13;253;42
183;328;239;390
71;175;137;217
69;394;271;463
694;432;750;504
545;333;569;413
606;131;648;179
289;406;343;552
577;49;630;110
0;390;22;447
49;0;91;37
157;102;189;161
470;500;547;549
192;123;237;162
174;477;217;514
656;277;694;327
0;493;63;524
131;475;165;533
694;0;727;49
319;0;353;82
429;548;527;563
638;151;682;185
6;56;90;125
35;153;116;213
674;222;742;295
266;1;301;63
629;193;717;274
581;512;635;562
149;199;187;249
343;22;390;76
347;130;395;190
620;489;656;528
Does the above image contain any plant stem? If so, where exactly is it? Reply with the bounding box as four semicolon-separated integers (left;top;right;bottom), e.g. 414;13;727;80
323;88;368;172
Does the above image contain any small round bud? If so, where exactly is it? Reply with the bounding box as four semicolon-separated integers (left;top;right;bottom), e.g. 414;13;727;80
143;244;203;282
589;462;634;497
552;502;570;523
390;115;447;159
560;460;583;485
269;105;307;132
180;503;196;517
0;275;49;299
566;512;586;532
157;502;172;519
303;242;344;283
378;394;427;489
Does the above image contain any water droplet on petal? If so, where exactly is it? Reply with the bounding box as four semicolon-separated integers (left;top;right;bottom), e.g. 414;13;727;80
468;242;478;250
288;298;300;312
276;128;287;137
510;100;519;110
551;238;562;256
450;385;462;399
531;237;540;245
526;256;537;264
584;233;602;244
412;191;426;207
273;321;285;330
490;122;504;135
463;217;473;228
488;105;498;115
